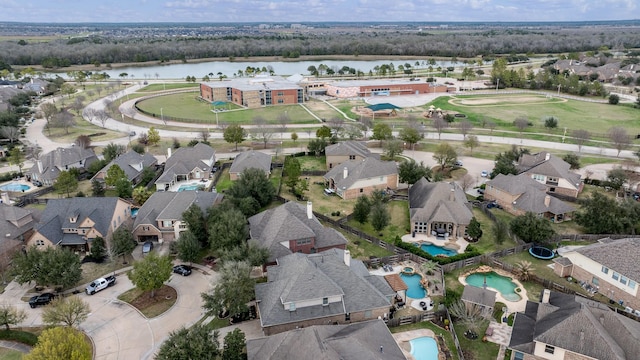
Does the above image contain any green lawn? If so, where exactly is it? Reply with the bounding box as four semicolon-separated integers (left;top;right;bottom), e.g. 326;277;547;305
214;168;233;192
138;83;199;92
0;348;23;360
342;230;393;260
470;208;518;253
346;200;410;243
297;155;327;171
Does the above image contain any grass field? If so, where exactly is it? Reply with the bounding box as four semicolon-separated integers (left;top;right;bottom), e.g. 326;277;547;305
136;92;319;124
346;200;410;243
138;83;199;92
429;94;640;136
0;347;23;360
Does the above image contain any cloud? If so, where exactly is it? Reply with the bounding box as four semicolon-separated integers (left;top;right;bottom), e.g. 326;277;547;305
164;0;211;9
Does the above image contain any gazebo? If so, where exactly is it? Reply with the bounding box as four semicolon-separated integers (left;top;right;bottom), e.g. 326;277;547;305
365;103;402;120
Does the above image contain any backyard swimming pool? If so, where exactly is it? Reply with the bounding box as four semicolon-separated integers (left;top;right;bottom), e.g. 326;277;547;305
410;336;439;360
465;271;521;302
177;183;204;192
419;242;458;257
0;182;31;192
400;273;426;299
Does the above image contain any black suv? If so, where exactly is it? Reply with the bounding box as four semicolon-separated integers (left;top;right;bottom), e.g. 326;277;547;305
29;293;56;308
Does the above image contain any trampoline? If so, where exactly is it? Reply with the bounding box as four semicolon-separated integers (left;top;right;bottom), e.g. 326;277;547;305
529;246;555;260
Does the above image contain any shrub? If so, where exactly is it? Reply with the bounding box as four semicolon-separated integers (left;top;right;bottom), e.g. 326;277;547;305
0;330;38;345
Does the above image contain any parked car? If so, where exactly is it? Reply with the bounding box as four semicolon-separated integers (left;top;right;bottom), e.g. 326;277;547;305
32;180;43;187
86;275;117;295
142;241;154;254
173;265;192;276
29;293;56;308
455;160;463;167
481;170;488;177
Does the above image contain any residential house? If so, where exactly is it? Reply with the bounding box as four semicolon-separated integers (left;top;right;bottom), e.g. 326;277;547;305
461;285;496;319
553;238;640;310
155;143;215;191
324;157;398;200
485;174;575;222
22;79;48;96
408;179;473;238
26;197;132;253
517;151;583;199
324;141;377;169
255;249;395;335
28;147;98;186
0;203;37;267
246;319;406;360
91;150;157;185
229;151;272;181
248;201;347;263
508;289;640;360
132;191;224;243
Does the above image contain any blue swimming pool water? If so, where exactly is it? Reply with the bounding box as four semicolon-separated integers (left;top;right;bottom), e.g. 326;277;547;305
131;209;139;218
465;271;521;302
410;336;439;360
0;182;31;192
177;184;203;192
400;273;426;299
419;243;458;257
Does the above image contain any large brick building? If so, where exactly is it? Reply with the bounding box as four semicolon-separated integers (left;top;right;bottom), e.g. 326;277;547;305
200;76;304;108
325;79;452;98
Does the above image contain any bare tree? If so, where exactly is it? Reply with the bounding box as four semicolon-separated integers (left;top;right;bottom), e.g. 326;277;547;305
608;126;631;157
432;116;448;140
84;108;96;123
327;117;345;139
464;135;480;155
70;96;85;116
360;116;373;140
40;102;58;136
572;129;591;153
74;135;91;149
460;173;475;192
121;106;137;122
53;109;75;134
457;120;472;139
95;85;103;97
277;112;290;139
0;126;20;144
26;145;42;161
514;117;529;138
252;116;275;149
200;129;210;142
486;120;496;135
94;110;110;128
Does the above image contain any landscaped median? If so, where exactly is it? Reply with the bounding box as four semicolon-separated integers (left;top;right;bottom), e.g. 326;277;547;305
118;285;177;318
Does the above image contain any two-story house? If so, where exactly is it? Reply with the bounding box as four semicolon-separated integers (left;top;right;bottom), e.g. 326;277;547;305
485;174;575;222
409;179;473;238
91;150;157;185
155;143;216;191
508;289;640;360
324;141;377;169
248;201;347;264
132;191;224;244
553;237;640;310
0;203;37;267
27;197;132;253
517;152;583;199
28;147;98;186
324;157;398;200
229;151;272;181
255;249;395;335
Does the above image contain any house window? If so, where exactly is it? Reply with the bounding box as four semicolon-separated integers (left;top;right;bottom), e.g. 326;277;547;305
277;91;284;96
36;239;44;246
277;99;284;104
289;303;296;311
621;276;628;286
359;188;363;193
163;221;172;227
322;297;328;306
602;266;609;274
544;345;555;354
613;272;620;281
629;280;636;289
549;187;556;192
513;352;525;360
592;277;599;286
349;155;356;160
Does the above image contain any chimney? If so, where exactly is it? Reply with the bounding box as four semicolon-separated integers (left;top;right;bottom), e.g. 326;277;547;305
307;201;313;220
599;315;605;326
544;152;550;161
167;148;172;158
343;166;348;179
344;249;351;267
542;289;551;303
449;188;455;201
37;160;43;174
544;195;551;207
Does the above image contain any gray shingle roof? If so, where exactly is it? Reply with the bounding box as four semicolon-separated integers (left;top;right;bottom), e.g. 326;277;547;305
517;152;582;190
255;249;393;328
325;141;372;158
156;143;215;184
35;197;126;245
487;174;575;215
133;191;223;229
248;202;347;262
574;238;640;283
409;179;473;225
94;150;157;182
323;157;397;191
510;291;640;360
229;151;271;174
28;147;98;182
461;285;497;307
0;204;35;241
246;319;406;360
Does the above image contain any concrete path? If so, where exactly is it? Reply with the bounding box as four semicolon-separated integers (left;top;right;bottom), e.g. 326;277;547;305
0;340;32;353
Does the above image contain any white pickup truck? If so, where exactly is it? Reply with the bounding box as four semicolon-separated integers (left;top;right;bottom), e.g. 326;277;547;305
85;275;116;295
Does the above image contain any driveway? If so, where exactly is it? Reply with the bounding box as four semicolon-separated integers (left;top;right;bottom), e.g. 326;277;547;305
0;265;216;360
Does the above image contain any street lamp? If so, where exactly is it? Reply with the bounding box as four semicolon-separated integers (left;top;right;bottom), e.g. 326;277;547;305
160;108;164;125
496;78;500;92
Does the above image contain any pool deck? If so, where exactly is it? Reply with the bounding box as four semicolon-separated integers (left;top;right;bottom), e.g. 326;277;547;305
0;178;39;197
369;263;435;312
401;233;470;253
168;179;213;192
458;266;528;313
392;329;436;360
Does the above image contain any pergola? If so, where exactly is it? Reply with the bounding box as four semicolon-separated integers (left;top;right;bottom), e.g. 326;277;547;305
365;103;402;120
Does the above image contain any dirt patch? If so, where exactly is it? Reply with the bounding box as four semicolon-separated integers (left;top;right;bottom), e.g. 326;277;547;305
450;95;567;107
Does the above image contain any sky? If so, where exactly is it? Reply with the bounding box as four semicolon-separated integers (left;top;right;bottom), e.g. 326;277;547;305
0;0;637;23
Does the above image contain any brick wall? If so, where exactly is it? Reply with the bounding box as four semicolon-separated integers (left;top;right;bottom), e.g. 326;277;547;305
570;265;640;310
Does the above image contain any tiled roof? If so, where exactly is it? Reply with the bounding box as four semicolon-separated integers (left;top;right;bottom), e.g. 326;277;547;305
28;147;98;181
229;151;271;174
324;157;397;191
156;143;215;184
409;179;473;225
510;291;640;360
461;285;497;307
94;150;157;182
246;319;406;360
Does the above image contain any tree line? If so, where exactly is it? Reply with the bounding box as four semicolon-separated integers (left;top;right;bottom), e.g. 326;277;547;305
2;27;640;68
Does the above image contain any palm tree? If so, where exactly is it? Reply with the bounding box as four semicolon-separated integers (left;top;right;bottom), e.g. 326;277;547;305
448;300;487;332
421;260;438;276
515;260;534;281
